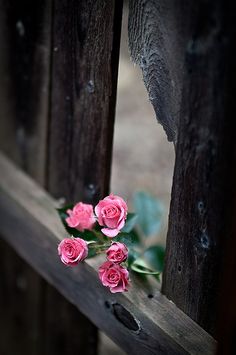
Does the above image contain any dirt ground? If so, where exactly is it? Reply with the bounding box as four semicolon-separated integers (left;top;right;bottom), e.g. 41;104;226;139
99;5;175;355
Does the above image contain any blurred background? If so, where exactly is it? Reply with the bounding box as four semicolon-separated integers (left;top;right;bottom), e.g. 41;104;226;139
100;5;175;354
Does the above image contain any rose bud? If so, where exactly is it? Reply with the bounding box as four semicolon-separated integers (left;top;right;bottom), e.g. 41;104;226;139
66;202;96;231
58;238;88;266
98;261;130;293
106;242;128;264
95;194;128;237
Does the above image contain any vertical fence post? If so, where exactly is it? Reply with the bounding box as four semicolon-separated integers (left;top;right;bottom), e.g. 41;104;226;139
0;0;123;354
45;0;123;353
47;0;123;203
0;1;54;354
162;0;236;336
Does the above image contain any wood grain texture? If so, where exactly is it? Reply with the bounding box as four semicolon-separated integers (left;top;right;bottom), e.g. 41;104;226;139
0;1;123;353
162;0;236;336
0;2;57;354
0;153;216;355
45;1;123;352
128;0;194;143
0;238;46;355
47;0;123;203
0;0;51;184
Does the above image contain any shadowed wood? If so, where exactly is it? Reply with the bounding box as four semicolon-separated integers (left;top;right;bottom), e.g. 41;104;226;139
0;2;60;354
162;0;236;336
0;1;123;353
0;238;46;355
0;0;51;184
0;152;216;355
216;147;236;354
45;1;123;352
215;4;236;352
47;0;123;203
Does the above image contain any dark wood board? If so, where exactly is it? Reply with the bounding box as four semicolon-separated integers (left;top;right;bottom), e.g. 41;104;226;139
0;152;216;355
47;0;123;204
128;0;195;144
161;0;236;336
0;0;123;353
0;0;51;184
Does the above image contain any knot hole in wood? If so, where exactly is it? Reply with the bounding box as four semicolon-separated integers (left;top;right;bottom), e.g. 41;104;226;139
105;301;141;332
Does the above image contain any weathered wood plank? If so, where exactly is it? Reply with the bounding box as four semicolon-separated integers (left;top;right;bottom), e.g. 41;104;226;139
0;1;123;353
128;0;192;143
0;152;216;355
47;0;123;203
0;0;51;184
0;2;58;354
162;0;236;336
45;1;123;352
0;238;46;355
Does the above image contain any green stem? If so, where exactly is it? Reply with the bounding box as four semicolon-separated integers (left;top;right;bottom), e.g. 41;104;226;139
92;230;105;243
89;242;111;251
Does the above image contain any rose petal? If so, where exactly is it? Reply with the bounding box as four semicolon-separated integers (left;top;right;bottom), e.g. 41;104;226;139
101;228;120;237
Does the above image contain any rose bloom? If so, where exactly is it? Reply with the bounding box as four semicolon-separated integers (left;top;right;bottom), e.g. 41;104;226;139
106;242;128;264
58;238;88;266
66;202;96;231
95;194;128;237
98;261;130;293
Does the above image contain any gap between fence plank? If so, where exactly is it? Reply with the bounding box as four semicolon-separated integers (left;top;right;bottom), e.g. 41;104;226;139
0;152;216;355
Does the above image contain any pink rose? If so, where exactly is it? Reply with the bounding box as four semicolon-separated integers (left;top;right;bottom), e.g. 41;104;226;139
106;242;128;264
98;261;130;293
58;238;88;266
66;202;96;231
95;194;128;237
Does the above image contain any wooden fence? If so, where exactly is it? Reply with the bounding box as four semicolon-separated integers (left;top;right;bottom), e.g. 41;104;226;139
0;0;236;354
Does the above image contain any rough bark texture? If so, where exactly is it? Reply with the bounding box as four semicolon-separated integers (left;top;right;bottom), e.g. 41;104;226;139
162;0;236;336
128;0;194;143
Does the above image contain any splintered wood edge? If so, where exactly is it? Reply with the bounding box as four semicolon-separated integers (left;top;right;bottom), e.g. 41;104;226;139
0;152;216;355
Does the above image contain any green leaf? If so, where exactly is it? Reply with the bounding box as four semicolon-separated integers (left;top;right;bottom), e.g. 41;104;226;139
80;229;102;242
114;229;141;247
133;191;164;237
130;258;160;275
57;204;73;222
122;213;138;233
127;248;140;267
87;247;97;258
143;245;165;272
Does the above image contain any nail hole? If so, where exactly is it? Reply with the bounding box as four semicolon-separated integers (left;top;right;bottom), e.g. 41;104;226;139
147;294;153;299
178;265;182;272
104;301;111;309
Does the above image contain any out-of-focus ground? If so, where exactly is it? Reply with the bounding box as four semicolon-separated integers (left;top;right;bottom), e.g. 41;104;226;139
99;5;175;355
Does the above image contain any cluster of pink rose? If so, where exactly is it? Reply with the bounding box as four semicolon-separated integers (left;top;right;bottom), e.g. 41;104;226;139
58;194;130;293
